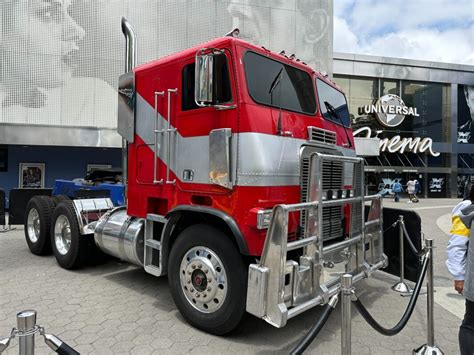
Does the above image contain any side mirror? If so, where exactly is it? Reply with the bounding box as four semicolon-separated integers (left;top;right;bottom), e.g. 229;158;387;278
195;49;215;105
196;48;230;106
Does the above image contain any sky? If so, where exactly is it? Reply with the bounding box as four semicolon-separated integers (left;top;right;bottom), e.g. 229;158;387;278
333;0;474;65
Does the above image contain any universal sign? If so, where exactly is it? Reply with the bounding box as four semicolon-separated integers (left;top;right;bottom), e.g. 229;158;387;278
358;94;419;127
355;93;439;156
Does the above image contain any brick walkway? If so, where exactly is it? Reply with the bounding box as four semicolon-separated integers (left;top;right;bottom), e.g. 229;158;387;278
0;198;463;354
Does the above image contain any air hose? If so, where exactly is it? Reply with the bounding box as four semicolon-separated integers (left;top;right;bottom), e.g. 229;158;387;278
353;250;430;336
290;295;338;355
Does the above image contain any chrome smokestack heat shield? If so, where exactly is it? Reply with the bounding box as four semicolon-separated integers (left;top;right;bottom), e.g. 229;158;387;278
119;17;137;198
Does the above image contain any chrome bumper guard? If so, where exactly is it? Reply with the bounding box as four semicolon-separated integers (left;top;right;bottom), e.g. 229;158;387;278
246;153;387;328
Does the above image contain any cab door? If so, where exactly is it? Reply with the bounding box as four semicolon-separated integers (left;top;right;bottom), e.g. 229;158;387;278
174;48;239;194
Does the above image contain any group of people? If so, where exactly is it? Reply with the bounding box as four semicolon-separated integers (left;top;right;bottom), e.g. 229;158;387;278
391;178;420;203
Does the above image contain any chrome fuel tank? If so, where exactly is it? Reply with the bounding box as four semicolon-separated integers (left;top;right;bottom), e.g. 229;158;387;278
94;207;144;266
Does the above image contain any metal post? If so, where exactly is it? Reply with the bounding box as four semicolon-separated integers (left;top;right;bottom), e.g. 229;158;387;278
17;310;36;355
392;215;413;294
341;274;353;355
413;239;444;354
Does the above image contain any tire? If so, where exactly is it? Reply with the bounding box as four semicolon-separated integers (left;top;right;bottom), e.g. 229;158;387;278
24;196;55;255
51;201;92;269
168;224;247;335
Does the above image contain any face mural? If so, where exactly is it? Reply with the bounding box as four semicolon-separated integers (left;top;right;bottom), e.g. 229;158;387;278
0;0;332;133
458;85;474;144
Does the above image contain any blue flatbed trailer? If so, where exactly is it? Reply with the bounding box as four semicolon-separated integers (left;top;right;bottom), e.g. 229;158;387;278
52;180;125;206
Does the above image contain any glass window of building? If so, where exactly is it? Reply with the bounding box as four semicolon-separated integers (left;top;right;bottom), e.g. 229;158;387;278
401;81;451;142
381;79;400;96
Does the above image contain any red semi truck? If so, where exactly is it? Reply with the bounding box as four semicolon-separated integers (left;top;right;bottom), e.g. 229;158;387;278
24;19;385;335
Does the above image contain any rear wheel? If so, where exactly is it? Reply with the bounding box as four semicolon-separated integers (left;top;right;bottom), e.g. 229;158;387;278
51;201;92;269
24;196;55;255
168;224;247;335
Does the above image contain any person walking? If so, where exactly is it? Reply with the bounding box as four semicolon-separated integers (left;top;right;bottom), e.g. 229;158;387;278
406;178;416;203
447;184;474;355
392;180;402;202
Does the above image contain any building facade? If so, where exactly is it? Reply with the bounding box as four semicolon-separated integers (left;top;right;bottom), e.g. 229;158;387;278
333;53;474;198
0;0;333;198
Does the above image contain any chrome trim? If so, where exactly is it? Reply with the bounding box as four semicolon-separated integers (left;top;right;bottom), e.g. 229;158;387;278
307;126;336;145
72;198;115;235
154;91;165;184
121;17;137;72
54;215;72;255
26;208;40;243
94;208;145;266
179;246;228;313
209;128;232;189
166;88;178;184
121;17;137;199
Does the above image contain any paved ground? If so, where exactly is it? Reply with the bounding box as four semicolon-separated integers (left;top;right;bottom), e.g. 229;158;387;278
0;198;465;354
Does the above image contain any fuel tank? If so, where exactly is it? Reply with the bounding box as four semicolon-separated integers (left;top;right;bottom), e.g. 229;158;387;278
94;207;145;266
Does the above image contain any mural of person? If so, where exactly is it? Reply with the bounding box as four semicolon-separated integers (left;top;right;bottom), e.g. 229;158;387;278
458;85;474;143
0;0;117;128
227;0;331;73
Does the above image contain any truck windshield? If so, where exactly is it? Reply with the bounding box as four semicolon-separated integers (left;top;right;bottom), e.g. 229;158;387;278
316;79;350;127
244;52;316;115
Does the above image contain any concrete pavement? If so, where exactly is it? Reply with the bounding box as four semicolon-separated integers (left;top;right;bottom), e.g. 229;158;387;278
0;198;464;354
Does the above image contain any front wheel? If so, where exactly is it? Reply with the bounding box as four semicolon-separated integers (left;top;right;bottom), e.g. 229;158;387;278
168;224;247;335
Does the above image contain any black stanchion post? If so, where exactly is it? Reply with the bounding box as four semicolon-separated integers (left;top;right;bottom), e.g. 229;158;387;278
341;274;353;355
413;239;444;354
392;215;413;294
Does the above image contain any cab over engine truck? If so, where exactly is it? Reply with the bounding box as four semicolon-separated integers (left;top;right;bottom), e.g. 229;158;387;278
23;19;386;335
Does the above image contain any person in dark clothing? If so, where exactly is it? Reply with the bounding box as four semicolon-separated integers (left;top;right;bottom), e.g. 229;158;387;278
447;184;474;354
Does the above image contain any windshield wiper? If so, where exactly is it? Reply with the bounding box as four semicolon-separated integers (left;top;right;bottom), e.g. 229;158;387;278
324;101;353;148
269;68;285;135
268;68;283;94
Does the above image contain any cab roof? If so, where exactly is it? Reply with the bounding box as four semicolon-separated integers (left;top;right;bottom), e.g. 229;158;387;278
134;35;341;91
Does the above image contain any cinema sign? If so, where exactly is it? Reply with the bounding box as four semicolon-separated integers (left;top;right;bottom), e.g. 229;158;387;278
354;94;439;157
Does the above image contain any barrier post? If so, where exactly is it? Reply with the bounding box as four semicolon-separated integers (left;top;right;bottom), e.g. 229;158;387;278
341;274;353;355
17;310;36;355
392;215;413;294
413;239;444;354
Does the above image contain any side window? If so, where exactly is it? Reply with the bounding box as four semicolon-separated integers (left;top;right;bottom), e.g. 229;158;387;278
182;64;198;111
181;54;232;111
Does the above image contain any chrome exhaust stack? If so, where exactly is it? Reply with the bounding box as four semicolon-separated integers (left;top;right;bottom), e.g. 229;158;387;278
119;17;137;203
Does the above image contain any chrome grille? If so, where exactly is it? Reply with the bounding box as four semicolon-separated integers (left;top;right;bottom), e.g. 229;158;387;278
308;127;336;145
300;155;344;241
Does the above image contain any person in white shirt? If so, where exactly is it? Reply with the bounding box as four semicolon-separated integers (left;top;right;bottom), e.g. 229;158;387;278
447;185;474;354
406;178;416;202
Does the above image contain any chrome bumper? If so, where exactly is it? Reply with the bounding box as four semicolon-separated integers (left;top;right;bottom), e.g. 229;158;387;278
246;153;387;328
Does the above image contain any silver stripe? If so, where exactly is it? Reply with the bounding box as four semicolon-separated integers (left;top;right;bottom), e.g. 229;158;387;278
136;94;357;187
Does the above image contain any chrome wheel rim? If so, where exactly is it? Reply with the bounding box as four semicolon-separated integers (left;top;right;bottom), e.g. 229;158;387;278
54;215;71;255
179;246;228;313
26;208;40;243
